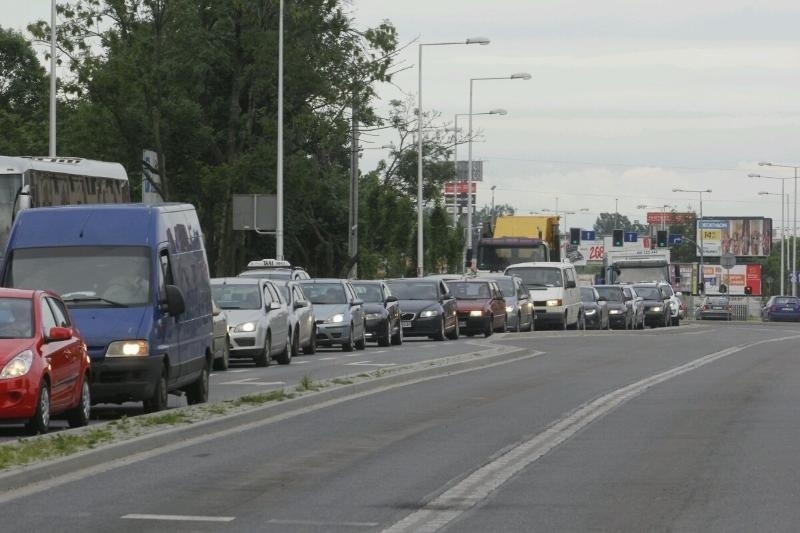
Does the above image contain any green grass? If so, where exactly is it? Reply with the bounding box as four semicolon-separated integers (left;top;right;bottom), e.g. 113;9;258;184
0;427;117;470
297;374;316;391
139;412;191;427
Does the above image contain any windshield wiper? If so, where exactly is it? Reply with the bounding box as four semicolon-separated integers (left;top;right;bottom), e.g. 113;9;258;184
62;296;128;308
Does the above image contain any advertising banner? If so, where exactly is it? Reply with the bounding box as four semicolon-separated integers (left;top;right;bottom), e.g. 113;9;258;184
562;240;605;266
697;217;772;257
647;212;695;225
700;264;762;295
444;181;477;195
456;161;483;181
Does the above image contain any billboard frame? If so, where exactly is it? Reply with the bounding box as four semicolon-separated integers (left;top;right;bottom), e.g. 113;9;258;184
697;216;773;258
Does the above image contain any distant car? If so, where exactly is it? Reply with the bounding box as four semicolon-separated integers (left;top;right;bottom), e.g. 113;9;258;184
761;296;800;322
448;279;507;337
211;277;291;366
299;279;366;352
273;280;317;356
238;258;311;281
697;296;733;321
486;275;534;332
658;281;682;326
624;285;646;329
0;289;92;434
580;287;609;330
386;278;459;341
594;285;633;330
351;280;402;346
632;283;671;328
211;300;230;370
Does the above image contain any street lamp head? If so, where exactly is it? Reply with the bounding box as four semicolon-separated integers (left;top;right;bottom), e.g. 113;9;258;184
466;37;490;45
489;108;508;115
510;72;532;80
747;173;761;178
636;204;647;209
672;188;683;192
491;185;497;191
758;161;772;167
704;189;712;193
758;191;770;196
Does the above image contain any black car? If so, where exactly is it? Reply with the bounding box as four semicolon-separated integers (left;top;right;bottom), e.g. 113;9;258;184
580;287;609;330
386;278;459;340
351;280;403;346
632;283;670;328
594;285;633;330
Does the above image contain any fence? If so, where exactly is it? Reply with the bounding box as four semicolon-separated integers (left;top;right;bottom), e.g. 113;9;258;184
684;295;763;321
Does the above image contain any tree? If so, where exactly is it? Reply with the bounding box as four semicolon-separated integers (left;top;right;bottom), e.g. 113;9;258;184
593;212;647;236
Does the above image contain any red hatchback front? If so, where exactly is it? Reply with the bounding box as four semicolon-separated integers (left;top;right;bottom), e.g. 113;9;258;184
449;280;507;337
0;289;91;434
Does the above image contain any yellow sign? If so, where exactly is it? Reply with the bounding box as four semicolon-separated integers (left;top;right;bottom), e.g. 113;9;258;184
702;229;721;241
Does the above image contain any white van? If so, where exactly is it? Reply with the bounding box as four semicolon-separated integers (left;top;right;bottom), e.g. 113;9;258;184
504;262;583;329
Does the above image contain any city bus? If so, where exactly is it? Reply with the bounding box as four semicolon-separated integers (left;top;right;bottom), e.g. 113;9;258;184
0;156;130;252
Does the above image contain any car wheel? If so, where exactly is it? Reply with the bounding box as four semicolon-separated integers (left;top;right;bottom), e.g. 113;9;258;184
579;312;586;331
66;375;91;428
214;337;230;371
355;323;367;350
434;318;446;341
254;334;272;366
483;317;493;337
378;320;391;347
391;321;403;345
526;313;534;332
276;334;292;364
673;316;681;327
290;329;300;358
186;359;210;404
303;328;317;355
446;317;460;340
143;368;168;413
513;313;521;333
342;324;354;352
26;381;51;435
561;314;568;331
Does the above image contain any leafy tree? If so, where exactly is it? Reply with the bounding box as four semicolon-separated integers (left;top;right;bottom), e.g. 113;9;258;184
593;212;648;236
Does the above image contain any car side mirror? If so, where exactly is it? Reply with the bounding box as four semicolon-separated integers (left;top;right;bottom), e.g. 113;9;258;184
443;292;452;300
598;296;606;301
269;302;282;311
351;299;363;307
293;300;308;310
46;326;72;342
164;284;186;317
565;280;576;289
675;291;682;296
385;295;398;303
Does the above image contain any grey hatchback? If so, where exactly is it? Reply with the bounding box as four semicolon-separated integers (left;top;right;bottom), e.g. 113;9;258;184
299;279;366;352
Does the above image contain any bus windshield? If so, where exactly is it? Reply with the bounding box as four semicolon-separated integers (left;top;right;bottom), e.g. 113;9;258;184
0;174;22;256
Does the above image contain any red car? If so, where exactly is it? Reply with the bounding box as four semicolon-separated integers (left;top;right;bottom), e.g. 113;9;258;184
449;280;507;337
0;289;91;434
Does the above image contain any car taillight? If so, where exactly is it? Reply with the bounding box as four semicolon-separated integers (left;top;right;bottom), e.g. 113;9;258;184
703;305;709;310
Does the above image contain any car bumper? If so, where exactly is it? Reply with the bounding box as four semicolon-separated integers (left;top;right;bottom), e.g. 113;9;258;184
698;311;732;320
316;323;351;346
364;318;386;340
584;312;603;329
0;374;39;419
401;316;442;336
457;314;489;333
644;311;666;325
533;306;565;325
90;354;164;403
765;312;800;322
608;312;627;327
228;329;266;358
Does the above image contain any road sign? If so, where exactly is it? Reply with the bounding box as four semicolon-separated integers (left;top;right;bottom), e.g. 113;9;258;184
581;230;596;241
668;234;682;245
720;253;736;270
623;232;638;243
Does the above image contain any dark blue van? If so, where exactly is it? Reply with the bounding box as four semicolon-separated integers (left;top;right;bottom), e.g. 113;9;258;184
1;204;213;412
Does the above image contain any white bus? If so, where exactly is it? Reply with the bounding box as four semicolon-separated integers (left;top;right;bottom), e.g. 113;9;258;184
0;156;130;252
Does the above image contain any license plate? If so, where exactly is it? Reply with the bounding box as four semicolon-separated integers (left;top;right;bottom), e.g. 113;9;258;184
401;321;412;328
712;306;722;310
783;307;793;311
458;320;467;327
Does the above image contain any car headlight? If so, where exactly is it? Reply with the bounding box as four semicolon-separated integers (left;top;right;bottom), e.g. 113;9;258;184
0;350;33;379
420;309;441;318
584;308;596;315
325;314;345;324
609;309;622;315
651;306;663;312
469;310;484;317
106;340;149;357
234;322;257;332
546;299;561;307
365;312;382;320
505;305;514;313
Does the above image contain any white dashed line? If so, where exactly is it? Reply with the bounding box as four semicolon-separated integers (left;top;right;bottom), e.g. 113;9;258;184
123;514;235;523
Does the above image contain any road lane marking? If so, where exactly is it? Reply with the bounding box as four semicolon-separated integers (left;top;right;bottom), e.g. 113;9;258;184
122;514;234;522
381;334;800;533
346;361;396;367
218;378;286;386
267;519;378;527
318;357;337;361
292;360;310;364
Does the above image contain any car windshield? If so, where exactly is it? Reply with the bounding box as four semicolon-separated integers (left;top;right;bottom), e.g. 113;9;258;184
580;288;596;303
492;278;515;296
595;287;624;302
449;282;491;300
352;283;383;303
276;285;290;303
6;246;151;307
301;284;347;304
387;281;438;300
211;282;263;310
634;286;661;300
773;297;798;305
0;297;33;338
505;267;563;288
706;297;729;305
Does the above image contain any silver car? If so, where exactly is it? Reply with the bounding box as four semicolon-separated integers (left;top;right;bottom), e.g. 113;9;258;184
211;300;230;370
299;279;366;352
211;277;291;366
273;280;317;356
486;275;534;332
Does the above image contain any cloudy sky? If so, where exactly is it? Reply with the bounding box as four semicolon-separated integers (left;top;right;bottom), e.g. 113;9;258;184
4;1;800;231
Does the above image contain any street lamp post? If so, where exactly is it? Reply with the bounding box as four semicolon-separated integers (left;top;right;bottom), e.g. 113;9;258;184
758;190;786;295
673;188;712;295
417;37;490;277
466;72;531;272
276;0;285;260
490;185;497;230
758;162;800;295
452;109;507;226
49;0;57;157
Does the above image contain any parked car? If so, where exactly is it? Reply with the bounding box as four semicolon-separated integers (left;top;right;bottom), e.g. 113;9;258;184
0;289;91;434
386;278;459;340
594;285;633;330
351;280;402;346
239;258;311;281
273;280;317;356
658;281;682;326
211;300;230;370
761;296;800;322
448;279;507;337
211;277;291;366
486;275;534;332
624;285;646;329
299;279;366;352
580;287;609;330
633;283;671;328
504;262;582;329
697;296;733;321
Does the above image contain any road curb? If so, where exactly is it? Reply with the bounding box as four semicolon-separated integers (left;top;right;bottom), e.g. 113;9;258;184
0;341;539;495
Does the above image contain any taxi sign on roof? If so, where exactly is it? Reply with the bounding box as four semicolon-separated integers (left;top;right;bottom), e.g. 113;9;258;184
246;258;291;269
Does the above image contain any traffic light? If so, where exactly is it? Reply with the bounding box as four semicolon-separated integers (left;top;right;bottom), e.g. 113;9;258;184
719;284;727;294
744;285;753;295
612;229;623;247
657;230;668;248
569;227;581;245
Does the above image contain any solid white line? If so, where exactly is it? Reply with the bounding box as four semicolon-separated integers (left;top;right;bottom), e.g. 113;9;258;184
380;334;800;533
122;514;235;522
292;360;310;364
318;357;337;361
347;361;396;367
268;518;379;527
218;378;286;386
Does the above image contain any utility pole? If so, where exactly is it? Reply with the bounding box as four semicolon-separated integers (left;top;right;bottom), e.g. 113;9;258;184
348;90;359;279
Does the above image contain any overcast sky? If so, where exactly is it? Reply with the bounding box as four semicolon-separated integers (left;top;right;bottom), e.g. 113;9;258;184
4;1;800;231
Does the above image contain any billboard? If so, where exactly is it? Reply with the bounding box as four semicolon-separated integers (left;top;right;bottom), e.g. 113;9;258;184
697;217;772;257
444;181;477;195
456;161;483;181
646;212;695;225
700;264;762;296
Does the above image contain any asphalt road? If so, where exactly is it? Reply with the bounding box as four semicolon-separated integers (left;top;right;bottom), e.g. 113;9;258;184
3;321;800;532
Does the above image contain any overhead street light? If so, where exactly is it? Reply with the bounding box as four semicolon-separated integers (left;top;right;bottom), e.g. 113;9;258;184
417;37;490;277
757;162;800;295
758;190;787;295
466;72;531;272
673;188;711;295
